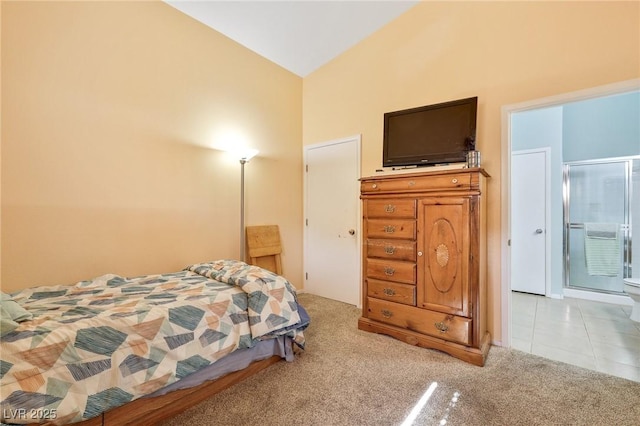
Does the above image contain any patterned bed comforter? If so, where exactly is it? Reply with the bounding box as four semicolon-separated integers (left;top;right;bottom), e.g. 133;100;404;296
0;260;306;425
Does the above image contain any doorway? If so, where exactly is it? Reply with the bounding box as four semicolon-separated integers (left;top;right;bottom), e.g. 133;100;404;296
303;135;361;306
501;79;640;347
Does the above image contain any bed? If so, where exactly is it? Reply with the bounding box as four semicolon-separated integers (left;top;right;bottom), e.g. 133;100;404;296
0;260;309;425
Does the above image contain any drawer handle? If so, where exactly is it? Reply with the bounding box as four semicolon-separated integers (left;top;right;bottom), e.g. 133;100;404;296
408;181;416;186
384;267;395;276
383;288;396;296
383;225;396;234
372;184;378;189
384;204;396;213
452;178;458;184
384;245;396;255
434;321;449;333
381;309;393;319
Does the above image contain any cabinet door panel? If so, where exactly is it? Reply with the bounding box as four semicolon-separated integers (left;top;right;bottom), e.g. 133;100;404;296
418;198;470;317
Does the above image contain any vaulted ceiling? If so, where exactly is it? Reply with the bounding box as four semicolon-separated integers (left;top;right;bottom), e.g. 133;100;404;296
165;1;419;77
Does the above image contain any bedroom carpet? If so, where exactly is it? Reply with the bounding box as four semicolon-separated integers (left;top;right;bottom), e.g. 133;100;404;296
162;293;640;426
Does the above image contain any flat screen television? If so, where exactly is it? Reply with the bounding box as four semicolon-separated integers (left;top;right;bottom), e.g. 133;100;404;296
382;96;477;167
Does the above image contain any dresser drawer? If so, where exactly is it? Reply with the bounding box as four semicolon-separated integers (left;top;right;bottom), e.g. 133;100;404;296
367;279;415;306
361;173;471;194
366;239;416;261
366;258;416;284
366;199;416;219
367;298;471;345
367;219;415;240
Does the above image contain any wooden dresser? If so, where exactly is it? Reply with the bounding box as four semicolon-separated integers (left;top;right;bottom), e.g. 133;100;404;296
358;168;490;366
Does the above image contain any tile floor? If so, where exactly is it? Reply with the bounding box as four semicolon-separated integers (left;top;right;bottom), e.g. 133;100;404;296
511;291;640;382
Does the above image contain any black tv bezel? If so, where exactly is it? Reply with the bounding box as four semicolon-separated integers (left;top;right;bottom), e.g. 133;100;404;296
382;96;478;167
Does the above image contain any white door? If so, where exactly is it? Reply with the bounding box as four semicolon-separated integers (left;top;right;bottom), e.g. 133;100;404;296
511;149;548;295
304;136;361;306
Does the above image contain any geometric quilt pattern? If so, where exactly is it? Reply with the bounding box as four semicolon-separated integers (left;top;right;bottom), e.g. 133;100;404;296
0;260;306;425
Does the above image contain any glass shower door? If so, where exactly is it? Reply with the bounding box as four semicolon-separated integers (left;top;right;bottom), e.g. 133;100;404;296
564;159;630;293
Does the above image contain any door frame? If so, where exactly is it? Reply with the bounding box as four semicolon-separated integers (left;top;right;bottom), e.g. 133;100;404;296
500;78;640;348
511;148;551;297
303;134;362;307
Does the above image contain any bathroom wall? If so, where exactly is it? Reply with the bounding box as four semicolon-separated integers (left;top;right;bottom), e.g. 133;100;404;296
563;91;640;162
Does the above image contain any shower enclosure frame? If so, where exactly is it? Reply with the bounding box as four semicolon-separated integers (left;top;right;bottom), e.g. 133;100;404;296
563;156;635;295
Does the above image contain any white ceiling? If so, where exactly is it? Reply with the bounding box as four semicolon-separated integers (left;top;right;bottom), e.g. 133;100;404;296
165;1;419;77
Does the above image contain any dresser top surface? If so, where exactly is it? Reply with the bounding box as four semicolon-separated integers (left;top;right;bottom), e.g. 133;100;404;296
360;167;489;182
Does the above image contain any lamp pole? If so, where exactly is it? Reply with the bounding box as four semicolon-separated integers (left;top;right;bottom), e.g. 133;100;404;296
240;158;247;262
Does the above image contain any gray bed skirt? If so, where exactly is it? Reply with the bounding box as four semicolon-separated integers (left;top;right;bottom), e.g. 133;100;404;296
145;336;294;398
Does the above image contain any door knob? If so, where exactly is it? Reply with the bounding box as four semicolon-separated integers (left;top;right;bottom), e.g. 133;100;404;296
348;229;356;236
535;229;543;234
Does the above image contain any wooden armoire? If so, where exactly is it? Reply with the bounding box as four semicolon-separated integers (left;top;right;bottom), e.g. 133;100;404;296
358;168;490;366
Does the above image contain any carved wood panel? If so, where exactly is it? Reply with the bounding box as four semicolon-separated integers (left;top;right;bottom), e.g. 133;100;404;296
418;198;470;317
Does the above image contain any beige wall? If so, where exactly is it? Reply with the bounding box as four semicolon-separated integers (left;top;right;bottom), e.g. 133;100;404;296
1;1;303;292
3;1;639;343
302;1;640;341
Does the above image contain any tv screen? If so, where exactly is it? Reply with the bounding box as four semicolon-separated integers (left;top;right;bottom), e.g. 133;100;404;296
383;97;477;167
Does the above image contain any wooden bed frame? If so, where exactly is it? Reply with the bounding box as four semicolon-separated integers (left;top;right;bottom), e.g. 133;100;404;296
44;355;282;426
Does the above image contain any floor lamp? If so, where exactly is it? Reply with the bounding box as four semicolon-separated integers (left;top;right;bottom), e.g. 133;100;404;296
237;149;258;262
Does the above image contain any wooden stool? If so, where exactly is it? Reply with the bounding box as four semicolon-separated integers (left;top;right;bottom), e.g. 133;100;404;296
246;225;282;275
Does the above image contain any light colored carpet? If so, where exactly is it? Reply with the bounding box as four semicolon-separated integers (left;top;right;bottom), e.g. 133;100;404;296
162;293;640;425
